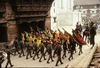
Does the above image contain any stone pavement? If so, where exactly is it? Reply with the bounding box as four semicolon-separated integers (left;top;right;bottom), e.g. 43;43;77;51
2;26;100;68
2;45;91;67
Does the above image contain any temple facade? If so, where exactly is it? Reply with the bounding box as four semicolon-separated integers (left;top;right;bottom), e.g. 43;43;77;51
0;0;53;42
74;0;100;23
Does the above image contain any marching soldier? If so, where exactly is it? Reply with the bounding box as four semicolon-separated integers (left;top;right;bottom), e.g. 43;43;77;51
29;34;33;47
78;44;83;55
66;35;71;53
39;41;46;62
5;45;14;68
21;33;25;44
19;39;25;57
0;52;5;68
33;39;39;60
55;42;63;66
26;39;32;59
74;29;83;55
89;22;96;49
53;38;58;58
62;40;67;59
32;35;37;54
53;44;57;58
68;38;76;61
13;37;20;55
44;38;49;55
47;41;54;63
83;24;90;42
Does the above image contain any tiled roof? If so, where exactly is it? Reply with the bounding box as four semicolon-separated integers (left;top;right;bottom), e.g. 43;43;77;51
74;0;100;5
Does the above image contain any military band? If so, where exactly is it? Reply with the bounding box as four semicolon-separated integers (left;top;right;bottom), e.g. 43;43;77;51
0;21;97;67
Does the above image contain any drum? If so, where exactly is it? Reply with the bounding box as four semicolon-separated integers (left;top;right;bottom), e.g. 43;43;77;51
2;52;7;60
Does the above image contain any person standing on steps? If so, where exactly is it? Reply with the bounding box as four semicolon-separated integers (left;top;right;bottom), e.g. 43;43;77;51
89;22;96;49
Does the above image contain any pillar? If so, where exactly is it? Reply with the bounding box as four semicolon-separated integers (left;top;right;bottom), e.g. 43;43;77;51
5;0;18;42
45;10;51;30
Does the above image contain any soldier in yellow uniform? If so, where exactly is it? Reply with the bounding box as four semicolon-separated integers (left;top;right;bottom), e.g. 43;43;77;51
26;39;32;59
54;31;59;41
29;34;33;47
21;33;25;44
33;39;39;60
25;32;29;38
37;37;41;47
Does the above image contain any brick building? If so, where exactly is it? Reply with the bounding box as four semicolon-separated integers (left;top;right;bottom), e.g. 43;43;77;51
0;0;53;42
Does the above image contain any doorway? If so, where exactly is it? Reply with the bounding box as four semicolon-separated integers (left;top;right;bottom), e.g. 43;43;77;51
18;22;31;33
30;20;45;31
0;23;7;42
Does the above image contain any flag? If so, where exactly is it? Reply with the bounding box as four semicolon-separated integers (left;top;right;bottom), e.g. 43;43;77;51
62;28;71;37
58;29;66;40
21;33;25;43
37;38;41;47
43;31;48;37
72;30;86;45
29;34;33;46
62;28;81;45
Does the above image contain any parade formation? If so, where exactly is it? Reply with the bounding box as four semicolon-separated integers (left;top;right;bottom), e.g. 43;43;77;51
0;21;97;68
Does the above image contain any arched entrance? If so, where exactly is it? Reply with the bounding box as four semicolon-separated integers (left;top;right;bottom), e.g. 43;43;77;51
18;20;45;34
30;20;45;31
0;23;7;42
18;22;31;33
38;20;45;30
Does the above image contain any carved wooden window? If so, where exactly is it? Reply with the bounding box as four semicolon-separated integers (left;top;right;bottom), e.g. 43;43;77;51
92;11;94;13
22;0;32;5
96;4;99;8
81;6;83;9
96;10;99;13
83;11;86;13
94;5;97;8
87;9;90;13
16;0;22;6
0;0;6;2
34;0;38;2
43;0;46;3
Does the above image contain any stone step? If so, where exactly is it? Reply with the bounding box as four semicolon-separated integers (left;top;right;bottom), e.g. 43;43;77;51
68;44;98;68
75;52;90;67
68;50;90;67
